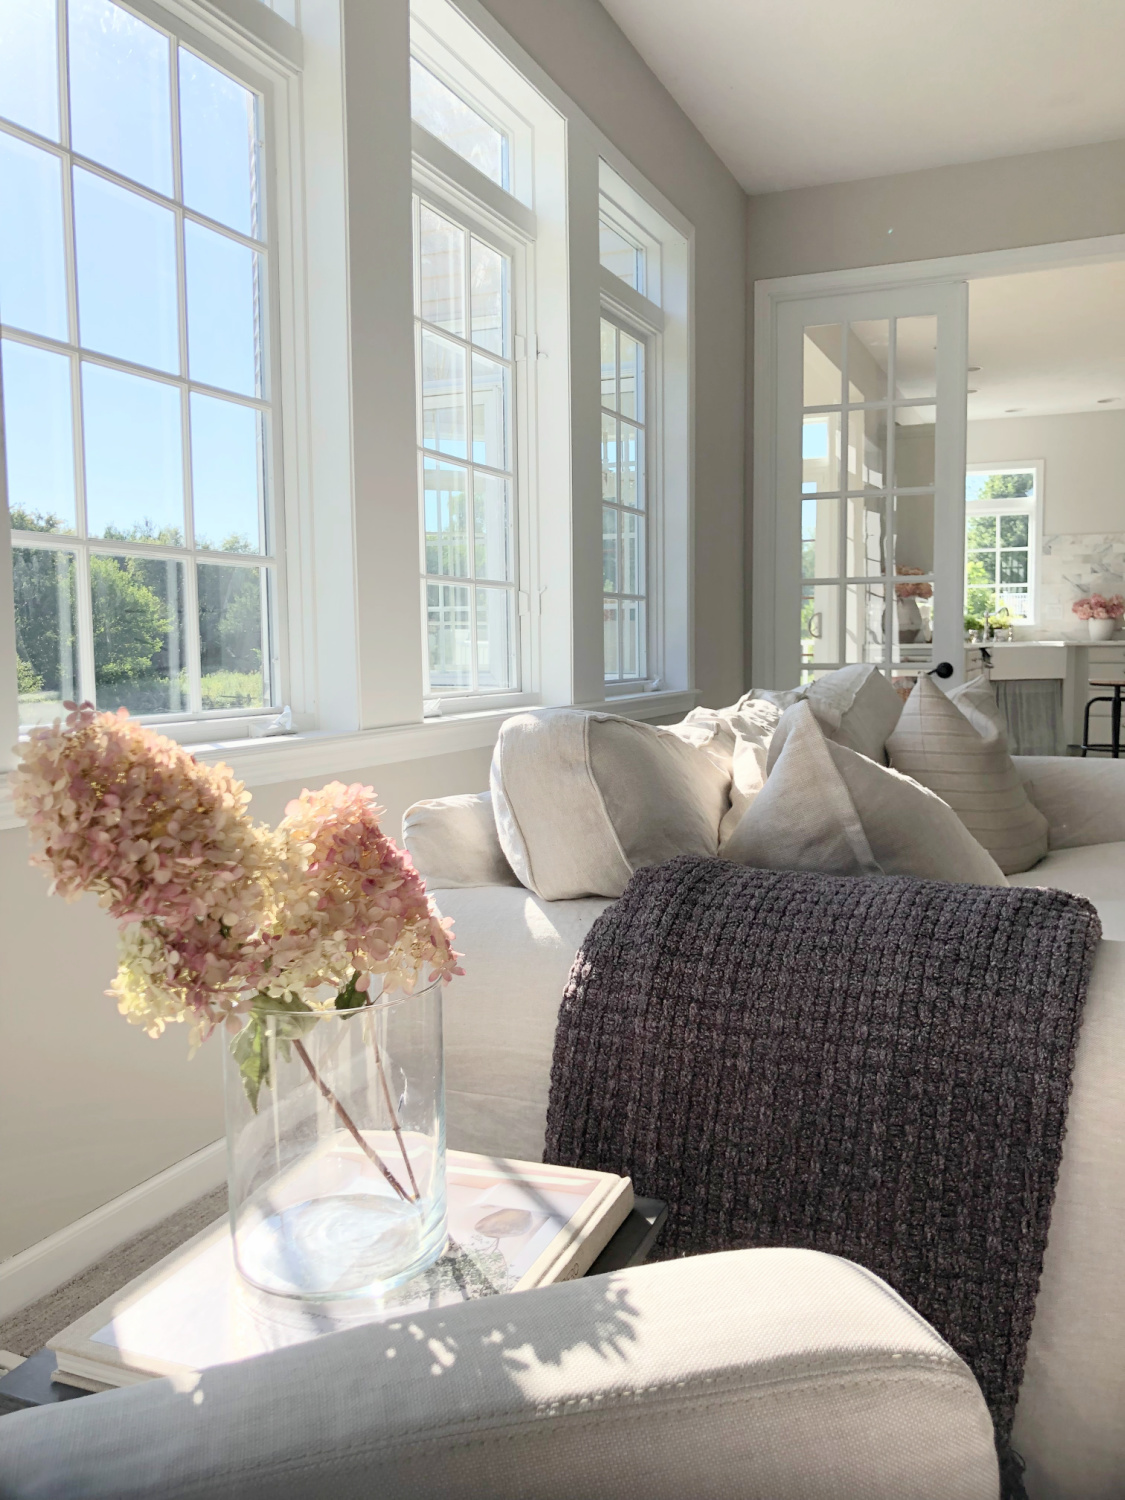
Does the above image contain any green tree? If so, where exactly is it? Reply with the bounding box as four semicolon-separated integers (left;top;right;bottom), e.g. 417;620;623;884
17;656;43;694
977;472;1032;500
90;555;170;686
12;541;76;699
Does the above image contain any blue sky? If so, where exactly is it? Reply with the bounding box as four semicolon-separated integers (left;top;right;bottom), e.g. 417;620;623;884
0;0;264;553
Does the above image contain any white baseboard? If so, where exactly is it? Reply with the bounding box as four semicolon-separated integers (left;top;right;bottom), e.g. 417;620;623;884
0;1141;227;1320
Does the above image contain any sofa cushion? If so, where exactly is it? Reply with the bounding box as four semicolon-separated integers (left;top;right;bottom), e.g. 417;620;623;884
1010;937;1125;1495
1016;755;1125;850
401;792;519;890
724;701;1008;886
490;709;731;900
1008;841;1125;940
887;673;1049;874
755;664;903;768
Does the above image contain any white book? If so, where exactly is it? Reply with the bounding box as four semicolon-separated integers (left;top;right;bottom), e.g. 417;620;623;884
49;1152;633;1393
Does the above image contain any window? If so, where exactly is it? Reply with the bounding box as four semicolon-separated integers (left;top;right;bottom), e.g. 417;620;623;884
599;214;644;293
965;465;1039;624
410;57;508;191
1;0;277;729
600;316;647;682
413;194;517;697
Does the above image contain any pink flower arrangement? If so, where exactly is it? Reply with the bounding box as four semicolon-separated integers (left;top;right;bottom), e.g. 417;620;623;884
894;566;933;601
13;704;461;1048
1072;593;1125;621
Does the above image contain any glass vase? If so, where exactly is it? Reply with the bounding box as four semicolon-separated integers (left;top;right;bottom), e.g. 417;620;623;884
222;978;447;1302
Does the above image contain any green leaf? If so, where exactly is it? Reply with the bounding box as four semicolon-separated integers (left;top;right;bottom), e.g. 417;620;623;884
230;1014;270;1114
334;973;366;1011
229;994;317;1113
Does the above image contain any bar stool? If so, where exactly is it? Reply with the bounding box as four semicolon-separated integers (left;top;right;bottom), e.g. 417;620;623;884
1081;678;1124;758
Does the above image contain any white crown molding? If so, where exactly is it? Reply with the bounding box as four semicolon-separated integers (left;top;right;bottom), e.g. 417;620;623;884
0;1141;226;1319
0;689;698;831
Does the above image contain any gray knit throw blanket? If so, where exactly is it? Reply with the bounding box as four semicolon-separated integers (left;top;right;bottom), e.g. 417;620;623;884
545;857;1101;1495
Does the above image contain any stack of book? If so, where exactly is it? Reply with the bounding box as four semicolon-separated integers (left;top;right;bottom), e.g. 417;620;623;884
49;1152;634;1393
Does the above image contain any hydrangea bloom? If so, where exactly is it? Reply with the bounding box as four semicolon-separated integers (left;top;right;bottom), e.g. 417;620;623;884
13;706;461;1047
1072;593;1125;621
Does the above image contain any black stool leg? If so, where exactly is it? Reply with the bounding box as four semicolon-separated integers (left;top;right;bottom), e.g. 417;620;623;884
1114;686;1122;759
1082;695;1114;755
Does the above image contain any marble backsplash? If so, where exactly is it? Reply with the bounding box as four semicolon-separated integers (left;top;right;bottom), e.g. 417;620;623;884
1014;531;1125;641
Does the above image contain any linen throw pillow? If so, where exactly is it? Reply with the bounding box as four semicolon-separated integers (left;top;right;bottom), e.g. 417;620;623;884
723;701;1008;886
490;709;731;900
947;674;1008;737
402;792;520;890
886;672;1048;875
755;663;904;769
675;699;781;846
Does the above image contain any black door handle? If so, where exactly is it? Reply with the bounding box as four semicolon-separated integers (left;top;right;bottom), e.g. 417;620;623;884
929;661;954;679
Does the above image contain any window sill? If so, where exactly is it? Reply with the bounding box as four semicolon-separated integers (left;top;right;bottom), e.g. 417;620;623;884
0;689;699;831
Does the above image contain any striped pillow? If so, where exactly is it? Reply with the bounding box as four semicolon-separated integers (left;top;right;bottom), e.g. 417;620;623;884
887;673;1048;874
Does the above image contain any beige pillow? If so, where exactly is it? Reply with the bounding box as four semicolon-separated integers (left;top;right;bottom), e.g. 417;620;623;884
490;709;731;900
947;674;1008;737
886;673;1048;875
755;664;904;770
402;792;519;890
676;699;781;846
723;701;1008;886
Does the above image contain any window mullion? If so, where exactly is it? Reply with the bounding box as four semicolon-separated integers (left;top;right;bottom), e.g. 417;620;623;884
73;546;96;705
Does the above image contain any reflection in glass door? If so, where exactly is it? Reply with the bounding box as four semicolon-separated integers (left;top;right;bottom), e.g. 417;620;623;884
771;284;968;693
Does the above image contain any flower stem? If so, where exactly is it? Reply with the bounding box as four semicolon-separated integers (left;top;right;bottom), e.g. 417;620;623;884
372;1033;421;1201
292;1038;412;1203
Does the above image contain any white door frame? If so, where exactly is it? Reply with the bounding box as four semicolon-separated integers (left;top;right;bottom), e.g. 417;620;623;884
751;232;1125;687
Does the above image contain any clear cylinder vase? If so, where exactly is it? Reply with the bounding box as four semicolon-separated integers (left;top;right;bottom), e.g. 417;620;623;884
222;978;447;1302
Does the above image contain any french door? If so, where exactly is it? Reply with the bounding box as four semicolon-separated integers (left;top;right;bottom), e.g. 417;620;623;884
760;281;968;690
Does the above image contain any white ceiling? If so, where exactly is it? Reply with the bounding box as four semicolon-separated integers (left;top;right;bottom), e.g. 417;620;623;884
967;262;1125;420
598;0;1125;194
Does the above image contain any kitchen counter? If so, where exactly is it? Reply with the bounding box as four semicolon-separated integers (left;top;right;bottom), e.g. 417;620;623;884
965;637;1125;752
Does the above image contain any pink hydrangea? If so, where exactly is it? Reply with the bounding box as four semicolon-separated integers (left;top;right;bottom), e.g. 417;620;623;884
894;566;933;601
13;708;461;1045
1072;593;1125;621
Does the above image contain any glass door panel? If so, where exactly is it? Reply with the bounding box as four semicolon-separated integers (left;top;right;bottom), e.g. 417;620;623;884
773;284;967;686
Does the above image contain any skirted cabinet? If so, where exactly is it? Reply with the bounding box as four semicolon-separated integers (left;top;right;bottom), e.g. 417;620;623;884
965;640;1125;755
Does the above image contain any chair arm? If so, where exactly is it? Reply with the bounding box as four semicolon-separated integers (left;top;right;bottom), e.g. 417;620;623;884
1015;755;1125;849
0;1248;998;1500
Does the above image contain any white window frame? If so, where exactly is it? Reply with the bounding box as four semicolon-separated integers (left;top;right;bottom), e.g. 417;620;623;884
410;175;530;711
599;307;656;690
1;0;700;822
597;160;689;699
0;0;311;748
965;458;1043;626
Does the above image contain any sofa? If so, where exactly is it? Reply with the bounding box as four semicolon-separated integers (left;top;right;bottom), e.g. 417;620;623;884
407;671;1125;1500
1;673;1116;1499
0;1248;1000;1499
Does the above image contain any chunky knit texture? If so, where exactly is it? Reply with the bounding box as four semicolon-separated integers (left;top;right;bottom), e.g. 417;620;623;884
545;857;1101;1494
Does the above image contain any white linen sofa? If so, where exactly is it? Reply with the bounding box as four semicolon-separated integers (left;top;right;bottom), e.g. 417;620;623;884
0;1249;998;1499
410;734;1125;1500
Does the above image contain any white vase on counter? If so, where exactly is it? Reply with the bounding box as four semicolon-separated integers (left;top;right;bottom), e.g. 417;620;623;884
1088;618;1118;642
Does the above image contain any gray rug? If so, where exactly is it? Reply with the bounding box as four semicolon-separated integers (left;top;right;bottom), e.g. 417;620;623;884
0;1187;227;1358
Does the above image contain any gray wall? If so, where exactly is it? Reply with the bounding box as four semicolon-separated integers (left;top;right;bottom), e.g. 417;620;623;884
745;137;1125;675
480;0;748;711
0;0;748;1263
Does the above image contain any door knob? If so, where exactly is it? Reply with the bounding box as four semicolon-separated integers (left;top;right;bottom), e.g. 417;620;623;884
929;661;954;679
